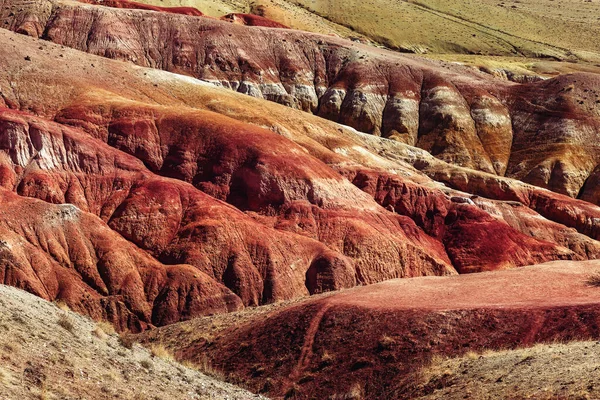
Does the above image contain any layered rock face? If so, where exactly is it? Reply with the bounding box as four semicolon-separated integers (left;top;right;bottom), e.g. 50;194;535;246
0;0;600;333
2;0;600;201
1;104;456;330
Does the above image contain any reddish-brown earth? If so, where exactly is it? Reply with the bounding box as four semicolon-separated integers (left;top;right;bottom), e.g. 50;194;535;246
3;0;600;201
80;0;205;16
0;19;600;332
0;0;599;398
138;260;600;399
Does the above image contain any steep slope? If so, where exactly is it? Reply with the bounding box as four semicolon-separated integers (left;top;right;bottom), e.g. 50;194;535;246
414;340;600;399
0;284;265;400
1;0;600;335
130;0;600;61
1;25;600;322
0;101;458;330
137;260;600;399
4;27;599;260
0;2;599;398
3;0;600;202
0;31;462;330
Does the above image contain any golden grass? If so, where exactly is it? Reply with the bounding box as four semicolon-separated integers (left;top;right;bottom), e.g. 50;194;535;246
53;300;70;312
93;320;117;339
194;355;225;380
133;0;600;61
150;344;176;362
0;367;9;385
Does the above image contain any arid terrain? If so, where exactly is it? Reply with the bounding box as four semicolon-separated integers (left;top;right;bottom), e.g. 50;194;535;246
137;261;600;398
0;284;265;399
133;0;600;61
0;0;599;398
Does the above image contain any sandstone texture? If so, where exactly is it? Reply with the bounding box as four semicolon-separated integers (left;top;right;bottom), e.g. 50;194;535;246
2;0;600;202
0;1;599;398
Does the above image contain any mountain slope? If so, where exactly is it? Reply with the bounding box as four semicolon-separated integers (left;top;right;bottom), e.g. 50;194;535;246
137;260;600;399
1;17;600;329
132;0;600;61
413;339;600;399
4;0;600;202
0;284;264;400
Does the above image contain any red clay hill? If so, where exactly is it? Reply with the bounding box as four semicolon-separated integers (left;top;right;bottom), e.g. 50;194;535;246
0;6;600;332
3;0;600;201
80;0;205;16
0;0;600;397
138;260;600;399
79;0;289;27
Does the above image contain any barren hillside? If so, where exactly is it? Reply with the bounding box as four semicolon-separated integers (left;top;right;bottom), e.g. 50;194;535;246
133;0;600;62
137;260;600;398
0;0;599;398
0;285;265;400
414;339;600;399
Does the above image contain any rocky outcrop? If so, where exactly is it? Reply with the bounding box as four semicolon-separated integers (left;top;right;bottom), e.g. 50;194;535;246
2;0;600;202
0;80;458;330
2;107;453;327
345;168;590;273
0;186;242;332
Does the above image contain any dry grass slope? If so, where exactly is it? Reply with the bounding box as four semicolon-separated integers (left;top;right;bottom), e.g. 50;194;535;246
414;340;600;399
0;285;266;400
133;0;600;62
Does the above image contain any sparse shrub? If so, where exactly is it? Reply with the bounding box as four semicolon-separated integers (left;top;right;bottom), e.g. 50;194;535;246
57;314;75;332
318;350;335;369
586;273;600;287
93;327;108;340
331;382;364;399
260;377;274;393
96;321;116;335
53;300;70;312
119;334;137;349
11;311;25;325
195;355;224;380
140;359;153;370
321;350;334;363
150;344;175;361
250;363;266;378
284;384;301;399
93;320;115;340
0;367;9;384
377;335;396;351
181;360;196;369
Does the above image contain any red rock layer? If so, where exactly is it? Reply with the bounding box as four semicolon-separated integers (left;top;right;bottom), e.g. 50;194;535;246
80;0;204;16
0;99;456;330
0;23;599;330
138;261;600;399
2;0;600;201
221;13;289;29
